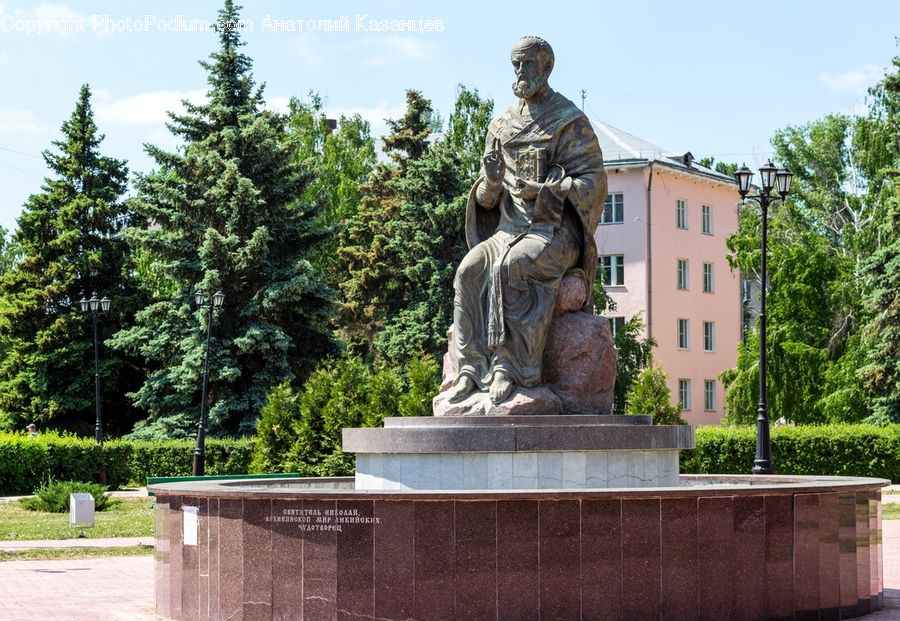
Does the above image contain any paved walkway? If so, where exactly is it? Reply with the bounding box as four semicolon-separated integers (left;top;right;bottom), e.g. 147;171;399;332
0;499;898;620
0;556;161;620
0;536;153;551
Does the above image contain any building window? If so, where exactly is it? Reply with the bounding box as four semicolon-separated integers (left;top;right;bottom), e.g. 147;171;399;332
701;205;713;235
703;262;714;293
678;379;691;410
600;255;625;286
677;318;689;350
676;199;687;229
677;259;689;290
607;316;626;340
704;380;717;411
602;193;624;224
703;321;716;352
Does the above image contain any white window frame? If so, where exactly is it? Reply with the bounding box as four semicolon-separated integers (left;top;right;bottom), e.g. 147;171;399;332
704;379;717;411
676;199;688;230
677;259;689;290
701;204;713;235
678;379;691;410
601;193;624;225
600;254;625;287
607;316;626;340
702;262;714;293
677;318;690;350
703;321;716;352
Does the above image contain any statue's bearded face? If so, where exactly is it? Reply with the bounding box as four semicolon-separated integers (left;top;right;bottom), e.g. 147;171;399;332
511;51;548;99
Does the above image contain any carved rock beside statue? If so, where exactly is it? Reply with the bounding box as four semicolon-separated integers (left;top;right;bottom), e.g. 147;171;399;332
434;273;616;416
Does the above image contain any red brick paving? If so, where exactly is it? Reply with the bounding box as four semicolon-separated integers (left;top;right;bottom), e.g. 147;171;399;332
0;556;161;621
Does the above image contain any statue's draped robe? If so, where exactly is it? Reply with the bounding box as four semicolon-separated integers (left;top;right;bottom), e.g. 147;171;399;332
450;90;606;389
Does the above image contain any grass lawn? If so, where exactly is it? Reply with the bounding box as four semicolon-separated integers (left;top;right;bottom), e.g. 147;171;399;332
884;503;900;520
0;497;155;541
0;545;153;561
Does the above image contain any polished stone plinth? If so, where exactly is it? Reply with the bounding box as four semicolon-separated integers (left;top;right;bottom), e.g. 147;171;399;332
343;415;694;490
151;475;886;621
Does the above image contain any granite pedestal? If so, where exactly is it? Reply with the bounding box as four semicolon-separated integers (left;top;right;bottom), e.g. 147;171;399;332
342;415;694;490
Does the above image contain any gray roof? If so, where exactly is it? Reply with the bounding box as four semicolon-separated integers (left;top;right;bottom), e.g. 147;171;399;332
591;119;734;184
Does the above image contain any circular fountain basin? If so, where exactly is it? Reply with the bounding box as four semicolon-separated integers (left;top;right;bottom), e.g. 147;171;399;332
151;473;886;621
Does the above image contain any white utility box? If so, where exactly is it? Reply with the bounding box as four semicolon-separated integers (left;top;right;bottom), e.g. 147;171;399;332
69;492;95;531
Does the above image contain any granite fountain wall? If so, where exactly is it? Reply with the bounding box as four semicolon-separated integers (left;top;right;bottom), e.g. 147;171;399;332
152;413;886;621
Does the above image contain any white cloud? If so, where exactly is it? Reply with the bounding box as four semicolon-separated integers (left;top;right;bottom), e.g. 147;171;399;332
293;35;324;67
29;2;80;22
293;33;436;69
94;89;207;127
820;64;884;96
327;103;406;140
264;96;291;114
330;103;406;123
0;109;44;133
361;35;435;67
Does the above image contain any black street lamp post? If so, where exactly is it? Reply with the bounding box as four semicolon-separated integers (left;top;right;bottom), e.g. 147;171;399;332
734;160;793;475
192;290;225;477
80;292;111;444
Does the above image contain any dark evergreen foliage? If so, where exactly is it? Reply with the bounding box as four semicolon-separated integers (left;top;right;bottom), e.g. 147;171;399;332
0;84;143;435
337;86;493;363
111;1;335;438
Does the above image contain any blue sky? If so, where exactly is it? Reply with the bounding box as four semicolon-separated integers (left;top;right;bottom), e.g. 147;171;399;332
0;0;897;233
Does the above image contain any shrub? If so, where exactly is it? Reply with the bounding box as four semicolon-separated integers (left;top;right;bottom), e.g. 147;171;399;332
249;353;439;477
680;424;900;481
20;480;113;513
250;381;301;474
625;358;686;425
289;356;400;477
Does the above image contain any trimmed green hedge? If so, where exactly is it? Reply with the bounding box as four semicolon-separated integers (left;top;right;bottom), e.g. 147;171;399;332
681;424;900;482
0;432;253;495
3;424;896;495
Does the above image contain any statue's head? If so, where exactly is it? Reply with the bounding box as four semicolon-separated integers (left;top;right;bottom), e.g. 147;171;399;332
510;36;554;99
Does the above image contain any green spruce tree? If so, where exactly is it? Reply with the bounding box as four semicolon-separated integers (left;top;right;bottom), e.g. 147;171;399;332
859;182;900;422
337;86;493;363
336;90;437;358
111;1;335;438
858;55;900;423
375;86;493;362
0;84;142;434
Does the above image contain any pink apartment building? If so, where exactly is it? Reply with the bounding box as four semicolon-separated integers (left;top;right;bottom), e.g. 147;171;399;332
592;120;741;425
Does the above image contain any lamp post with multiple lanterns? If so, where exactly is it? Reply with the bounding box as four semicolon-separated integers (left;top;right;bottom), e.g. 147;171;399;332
79;292;111;444
192;290;225;477
733;160;793;475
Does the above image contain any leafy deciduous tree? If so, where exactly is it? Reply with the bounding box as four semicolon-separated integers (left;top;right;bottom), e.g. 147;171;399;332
723;89;896;423
285;94;377;283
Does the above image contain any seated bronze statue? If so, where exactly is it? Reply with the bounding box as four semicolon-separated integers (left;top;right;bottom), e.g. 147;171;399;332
443;36;607;406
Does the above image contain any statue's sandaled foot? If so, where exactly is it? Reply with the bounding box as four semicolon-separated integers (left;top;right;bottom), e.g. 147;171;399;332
447;376;477;403
489;372;514;404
